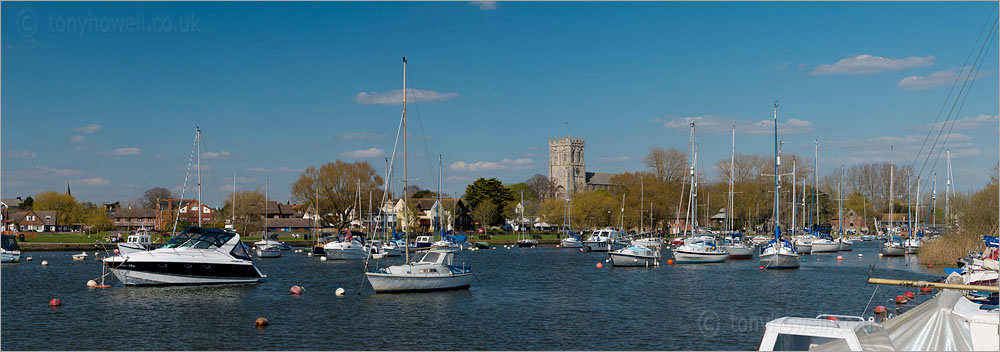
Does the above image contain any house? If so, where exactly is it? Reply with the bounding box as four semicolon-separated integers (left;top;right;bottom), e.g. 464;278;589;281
9;210;60;232
265;201;298;219
407;198;473;232
156;198;214;228
832;209;867;233
265;218;316;233
710;208;729;227
109;208;158;231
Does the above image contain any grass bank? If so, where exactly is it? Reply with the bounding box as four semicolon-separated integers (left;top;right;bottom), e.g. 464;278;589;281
918;232;982;265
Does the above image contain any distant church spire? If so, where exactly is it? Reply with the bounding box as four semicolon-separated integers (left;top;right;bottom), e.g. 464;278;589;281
66;181;72;196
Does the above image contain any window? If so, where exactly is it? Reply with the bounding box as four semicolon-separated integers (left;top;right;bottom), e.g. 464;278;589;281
45;216;51;220
772;334;847;351
420;252;441;263
203;207;210;213
26;216;34;221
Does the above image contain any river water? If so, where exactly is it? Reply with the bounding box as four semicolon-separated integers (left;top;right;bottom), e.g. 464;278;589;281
1;240;941;350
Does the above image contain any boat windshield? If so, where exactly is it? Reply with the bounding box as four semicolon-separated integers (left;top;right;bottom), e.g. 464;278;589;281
1;235;19;251
161;227;235;249
419;251;442;263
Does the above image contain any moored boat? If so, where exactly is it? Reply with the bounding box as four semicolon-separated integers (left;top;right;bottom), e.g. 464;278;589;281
560;235;583;248
671;236;730;264
366;249;472;293
1;234;21;263
609;244;661;267
882;236;906;256
583;228;624;252
324;231;370;260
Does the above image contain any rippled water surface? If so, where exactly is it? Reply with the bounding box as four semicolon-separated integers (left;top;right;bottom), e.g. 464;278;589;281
2;241;942;350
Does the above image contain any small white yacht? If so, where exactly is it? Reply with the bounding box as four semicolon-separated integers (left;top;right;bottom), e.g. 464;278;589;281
560;234;583;248
373;240;402;257
582;228;624;252
118;231;154;255
903;237;921;254
254;233;282;258
365;249;472;293
759;315;895;351
1;234;21;263
671;236;730;263
323;231;370;260
609;244;661;267
104;226;264;286
414;235;433;249
759;237;800;269
793;235;814;255
838;237;855;251
811;236;841;253
632;236;664;248
720;234;753;259
882;236;906;256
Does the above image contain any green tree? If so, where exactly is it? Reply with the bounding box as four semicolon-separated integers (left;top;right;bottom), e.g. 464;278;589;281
21;196;33;210
220;189;267;236
464;178;514;215
33;191;79;226
290;160;385;231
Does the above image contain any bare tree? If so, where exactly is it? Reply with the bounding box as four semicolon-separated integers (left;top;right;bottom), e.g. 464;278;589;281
141;187;174;209
290;160;385;230
525;174;555;200
643;147;687;182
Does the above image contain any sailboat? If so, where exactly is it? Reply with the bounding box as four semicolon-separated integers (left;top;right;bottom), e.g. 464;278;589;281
809;140;839;254
516;191;538;248
432;153;461;250
720;122;753;259
671;121;730;264
836;161;854;251
610;194;661;266
559;171;583;248
882;146;906;257
365;57;472;293
758;103;800;269
255;176;282;258
325;181;371;260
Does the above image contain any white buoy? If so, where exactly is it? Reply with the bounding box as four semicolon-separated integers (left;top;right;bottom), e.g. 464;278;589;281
94;252;98;256
41;260;49;266
308;252;314;257
335;287;346;296
87;280;98;287
26;256;32;261
858;253;864;257
320;256;327;261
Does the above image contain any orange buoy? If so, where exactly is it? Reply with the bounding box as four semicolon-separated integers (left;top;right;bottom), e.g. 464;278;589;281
25;256;32;261
556;245;560;248
904;291;915;299
596;262;603;269
894;295;907;304
874;306;887;315
920;287;932;294
825;316;839;321
254;317;269;329
531;245;536;249
290;285;303;295
758;266;765;270
49;298;61;306
667;259;674;265
926;264;934;268
878;253;884;257
836;255;844;261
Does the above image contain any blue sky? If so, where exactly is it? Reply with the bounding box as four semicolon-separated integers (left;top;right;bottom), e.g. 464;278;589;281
2;1;998;206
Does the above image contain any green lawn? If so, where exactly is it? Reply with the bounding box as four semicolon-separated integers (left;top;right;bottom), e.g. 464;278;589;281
20;233;111;243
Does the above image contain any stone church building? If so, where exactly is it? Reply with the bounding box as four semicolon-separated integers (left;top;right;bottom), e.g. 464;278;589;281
548;136;616;198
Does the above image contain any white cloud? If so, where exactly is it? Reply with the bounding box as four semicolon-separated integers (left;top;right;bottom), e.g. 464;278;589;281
37;166;82;177
72;124;102;134
952;147;982;158
248;166;301;173
340;147;386;159
654;115;813;135
774;62;791;71
919;114;998;131
109;147;141;156
69;135;86;143
597;156;632;162
202;150;231;159
450;158;535;172
355;89;458;105
824;132;977;164
75;177;110;186
330;132;390;140
468;1;497;10
809;54;934;76
445;175;473;182
4;150;37;159
898;67;990;90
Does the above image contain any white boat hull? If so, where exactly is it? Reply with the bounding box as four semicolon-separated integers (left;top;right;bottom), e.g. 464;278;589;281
560;238;583;248
110;267;262;286
583;241;623;252
838;240;854;251
366;272;472;293
324;248;368;260
795;244;812;254
1;251;20;263
759;252;800;269
255;248;282;258
671;250;729;263
609;252;660;267
723;245;754;259
811;241;840;253
882;245;906;256
117;243;152;256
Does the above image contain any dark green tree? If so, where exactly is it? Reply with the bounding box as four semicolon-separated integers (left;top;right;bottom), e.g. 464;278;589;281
464;178;514;215
21;196;33;210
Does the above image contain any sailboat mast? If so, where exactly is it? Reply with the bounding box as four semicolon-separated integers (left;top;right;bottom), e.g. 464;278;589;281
197;127;202;227
729;122;735;233
946;148;951;229
264;176;269;236
402;56;409;263
772;103;780;240
640;178;644;232
814;139;818;232
792;159;797;235
232;172;236;226
684;121;696;236
932;173;937;231
839;160;844;235
890;146;894;234
916;177;921;234
438;153;442;236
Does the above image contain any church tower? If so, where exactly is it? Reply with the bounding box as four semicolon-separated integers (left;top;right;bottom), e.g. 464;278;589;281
548;136;586;198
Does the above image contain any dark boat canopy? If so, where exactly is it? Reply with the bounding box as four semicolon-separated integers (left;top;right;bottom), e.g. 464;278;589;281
162;227;236;249
1;234;19;251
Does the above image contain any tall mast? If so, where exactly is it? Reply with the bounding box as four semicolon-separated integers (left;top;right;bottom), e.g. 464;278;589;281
946;148;952;229
792;159;797;235
197;127;202;227
438;153;442;237
684;121;696;236
916;177;921;235
232;172;237;226
640;178;644;232
402;56;409;263
814;138;818;232
728;122;736;233
802;178;807;231
772;103;780;240
890;146;894;235
839;160;844;235
932;173;937;231
264;175;268;236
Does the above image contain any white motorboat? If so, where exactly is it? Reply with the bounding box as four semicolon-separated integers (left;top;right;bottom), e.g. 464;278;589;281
365;249;472;293
375;240;402;257
323;231;370;260
583;228;624;252
118;231;154;255
72;252;88;260
720;234;753;259
838;237;854;251
811;237;841;253
560;235;583;248
759;238;800;269
609;244;661;267
793;235;814;255
671;236;730;264
103;226;264;286
759;315;895;351
882;237;906;256
254;233;283;258
904;238;921;254
414;235;433;249
632;236;664;248
1;234;21;263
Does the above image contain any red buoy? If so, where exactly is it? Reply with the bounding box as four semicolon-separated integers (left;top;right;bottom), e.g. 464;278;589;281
926;264;934;268
290;285;303;295
904;291;915;299
579;248;584;253
667;259;674;265
920;287;932;294
254;317;269;329
49;299;61;306
836;255;844;261
825;316;839;321
758;266;765;270
894;295;907;304
874;306;887;315
595;262;603;269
